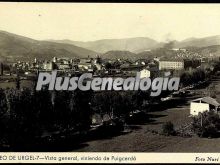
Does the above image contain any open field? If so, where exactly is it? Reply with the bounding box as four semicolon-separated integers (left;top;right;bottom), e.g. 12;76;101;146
75;77;220;152
0;80;34;89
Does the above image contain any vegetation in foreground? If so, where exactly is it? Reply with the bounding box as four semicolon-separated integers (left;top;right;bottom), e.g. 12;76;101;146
0;61;219;151
192;111;220;138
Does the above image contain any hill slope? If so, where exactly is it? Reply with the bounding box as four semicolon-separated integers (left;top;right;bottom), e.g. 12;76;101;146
2;30;220;62
52;37;159;53
0;31;97;61
175;35;220;48
52;35;220;53
101;50;137;60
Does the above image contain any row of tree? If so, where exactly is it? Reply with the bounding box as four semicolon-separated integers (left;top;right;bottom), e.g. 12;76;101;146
0;87;151;149
0;88;93;149
180;68;208;87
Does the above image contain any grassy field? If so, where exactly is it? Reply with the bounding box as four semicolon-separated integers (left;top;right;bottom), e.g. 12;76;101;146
75;77;220;152
0;80;34;89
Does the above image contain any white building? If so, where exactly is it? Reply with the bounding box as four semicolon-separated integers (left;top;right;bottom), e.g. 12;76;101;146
43;61;54;71
158;60;184;70
53;57;57;63
140;69;151;79
190;97;220;116
34;58;37;63
58;64;71;70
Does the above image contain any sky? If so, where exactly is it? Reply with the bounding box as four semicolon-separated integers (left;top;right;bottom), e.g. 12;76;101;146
1;3;220;42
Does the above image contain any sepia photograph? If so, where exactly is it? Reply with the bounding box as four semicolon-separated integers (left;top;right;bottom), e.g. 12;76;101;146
0;2;220;163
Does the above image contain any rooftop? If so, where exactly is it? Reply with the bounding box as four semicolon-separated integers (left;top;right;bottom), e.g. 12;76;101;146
191;97;220;107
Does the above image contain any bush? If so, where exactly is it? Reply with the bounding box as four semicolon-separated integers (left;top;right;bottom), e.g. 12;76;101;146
192;111;220;138
162;121;176;136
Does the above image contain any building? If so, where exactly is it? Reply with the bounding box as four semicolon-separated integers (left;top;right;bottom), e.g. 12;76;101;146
140;69;151;78
171;48;187;52
134;59;150;66
190;97;220;116
78;62;93;71
121;65;146;76
53;57;57;63
43;61;55;71
155;59;184;70
58;64;71;70
77;58;95;72
34;58;37;63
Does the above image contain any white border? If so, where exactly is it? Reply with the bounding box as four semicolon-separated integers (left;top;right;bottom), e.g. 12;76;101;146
0;152;219;163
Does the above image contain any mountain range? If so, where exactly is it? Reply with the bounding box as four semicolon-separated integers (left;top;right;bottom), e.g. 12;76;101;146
1;30;220;61
50;37;160;53
0;30;97;61
52;35;220;53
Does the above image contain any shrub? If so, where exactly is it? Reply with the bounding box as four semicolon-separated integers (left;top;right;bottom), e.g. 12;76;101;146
162;121;176;136
192;111;220;138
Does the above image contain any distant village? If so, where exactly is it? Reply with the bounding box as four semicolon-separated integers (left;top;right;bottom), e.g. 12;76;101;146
0;48;218;81
0;48;220;120
1;47;220;151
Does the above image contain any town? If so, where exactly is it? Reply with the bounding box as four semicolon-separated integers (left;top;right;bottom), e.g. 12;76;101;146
0;48;214;82
2;3;220;156
1;45;220;152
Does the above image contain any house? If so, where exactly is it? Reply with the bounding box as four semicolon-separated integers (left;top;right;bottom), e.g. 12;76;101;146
43;61;55;71
58;64;71;70
190;97;220;116
171;48;187;52
78;58;93;71
140;69;151;78
134;59;150;66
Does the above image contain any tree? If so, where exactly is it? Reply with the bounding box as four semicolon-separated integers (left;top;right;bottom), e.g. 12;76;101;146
0;89;7;117
162;121;176;136
0;89;8;143
71;89;93;130
192;111;220;138
15;69;20;90
180;69;207;87
104;62;112;70
180;72;192;86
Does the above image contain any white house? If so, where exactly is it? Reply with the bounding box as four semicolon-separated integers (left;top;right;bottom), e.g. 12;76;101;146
190;97;220;116
43;61;55;71
140;69;151;79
